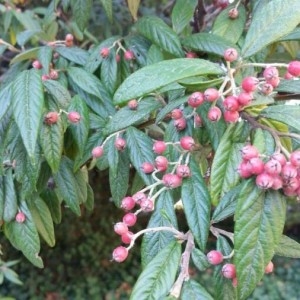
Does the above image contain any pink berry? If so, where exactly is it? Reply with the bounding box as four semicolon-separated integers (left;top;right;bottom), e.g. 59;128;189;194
15;212;26;223
112;246;128;262
65;33;74;42
271;175;283;190
100;47;110;58
67;111;81;123
92;146;104;158
114;222;129;235
265;261;274;274
49;69;59;80
204;88;220;102
224;48;238;62
287;60;300;77
263;67;279;80
121;196;135;211
140;198;154;212
176;165;191;178
173;118;187;131
155;156;169;172
121;231;133;244
132;192;147;204
232;277;238;288
162;173;182;189
42;74;50;81
238;161;252;178
237;92;253;106
180;136;195;151
256;172;274;189
115;54;121;62
141;162;155;174
241;76;259;92
223;96;239;111
228;8;239;19
290;150;300;167
215;0;229;9
261;83;273;95
266;76;280;88
115;137;126;151
32;60;42;69
207;250;223;265
271;152;287;166
224;110;239;123
194;113;203;127
222;263;236;279
284;72;294;80
264;159;282;175
185;51;198;58
128;99;138;110
44;112;59;125
281;162;298;180
123;213;137;227
171;108;183;120
240;145;259;160
124;50;135;61
187;92;204;108
207;106;222;122
247;157;264;175
153;141;167;154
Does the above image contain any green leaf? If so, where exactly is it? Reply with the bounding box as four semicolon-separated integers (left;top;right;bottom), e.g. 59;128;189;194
182;33;237;56
71;0;92;31
191;248;210;272
74;167;88;203
27;196;55;247
212;4;246;44
130;241;181;299
106;97;161;134
136;16;184;57
181;158;211;251
125;127;155;186
0;83;12;121
99;0;113;22
10;47;40;65
171;0;197;34
260;104;300;132
12;69;44;160
234;182;286;300
85;183;95;211
53;157;81;216
2;268;23;285
4;201;43;268
276;79;300;93
241;0;300;58
55;46;88;65
41;188;62;224
275;235;300;258
142;190;178;267
279;27;300;41
114;59;223;104
37;46;53;75
181;279;214;300
146;44;164;65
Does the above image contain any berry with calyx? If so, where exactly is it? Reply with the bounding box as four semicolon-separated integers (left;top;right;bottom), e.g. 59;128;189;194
92;146;104;158
207;250;223;265
224;48;238;62
176;165;191;178
49;69;59;80
281;162;298;180
140;198;154;212
222;263;236;279
256;172;274;189
287;60;300;77
65;33;74;47
187;92;204;108
67;111;81;123
264;159;282;175
185;51;198;58
204;88;220;102
237;92;253;106
114;222;128;235
15;212;26;223
271;152;287;166
44;112;59;125
153;141;167;154
180;136;195;151
208;106;222;122
121;196;135;211
132;192;147;204
247;157;264;175
42;74;50;81
290;150;300;167
32;60;42;69
238;161;252;178
240;145;259;160
265;261;274;274
155;156;169;172
228;8;239;19
263;66;279;80
121;231;133;244
224;110;239;123
112;246;128;262
141;162;154;174
162;173;182;189
241;76;259;92
100;47;110;58
271;175;283;190
124;50;135;61
261;83;273;95
123;213;137;227
266;76;280;88
223;96;239;111
283;177;299;192
115;137;126;151
171;108;183;120
174;117;187;131
128;99;138;110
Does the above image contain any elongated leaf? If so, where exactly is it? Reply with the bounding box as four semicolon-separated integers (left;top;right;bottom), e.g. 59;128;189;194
182;33;237;57
37;46;53;75
41;189;62;224
127;0;140;21
191;248;210;272
4;201;43;268
279;27;300;41
71;0;92;31
0;83;12;121
74;167;88;203
234;182;286;300
142;190;178;267
114;59;223;104
10;47;40;65
276;79;300;93
275;235;300;258
2;268;23;285
85;183;94;211
125;127;155;185
181;279;214;300
241;0;300;58
181;158;211;250
3;170;18;222
146;44;164;65
12;69;44;160
27;196;55;247
136;16;184;57
99;0;113;22
55;46;88;65
130;241;181;299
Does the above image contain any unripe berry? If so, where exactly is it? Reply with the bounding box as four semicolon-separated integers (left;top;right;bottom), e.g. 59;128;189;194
100;47;110;58
121;196;135;211
114;137;126;151
228;8;239;19
140;198;154;212
185;51;198;58
224;48;238;62
207;250;223;265
127;99;138;110
240;145;259;160
162;173;182;189
112;246;128;262
123;213;137;227
287;60;300;77
114;222;128;235
15;212;26;223
141;162;155;174
224;110;239;123
222;263;236;279
32;60;42;69
223;96;239;111
261;83;273;95
180;136;195;151
207;106;222;122
67;111;81;123
187;92;204;108
290;150;300;167
237;92;253;106
124;50;135;61
171;108;183;120
44;112;59;125
92;146;104;158
256;172;274;189
263;66;279;80
265;261;274;274
241;76;259;92
176;165;191;178
264;159;282;175
155;156;169;172
204;88;220;102
132;192;147;204
153;141;167;154
121;231;133;244
173;117;187;131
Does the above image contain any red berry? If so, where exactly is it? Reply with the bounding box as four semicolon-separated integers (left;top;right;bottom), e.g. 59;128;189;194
112;246;128;262
140;198;154;212
44;112;59;125
290;150;300;167
100;47;110;58
121;231;133;244
228;8;239;19
176;165;191;178
255;172;274;189
237;92;253;106
155;156;169;172
207;106;222;122
171;108;183;120
223;96;239;111
187;92;204;108
141;162;155;174
114;222;128;235
265;261;274;274
162;173;182;189
32;60;42;69
92;146;104;158
173;118;187;131
115;137;126;151
224;48;238;62
287;60;300;77
128;99;138;110
204;88;219;102
153;141;167;154
68;111;81;123
263;66;279;80
124;50;135;61
224;110;239;123
222;263;236;279
241;76;259;92
123;213;137;227
185;51;198;58
132;192;147;204
207;250;223;265
15;212;26;223
240;145;259;160
180;136;195;151
121;196;135;211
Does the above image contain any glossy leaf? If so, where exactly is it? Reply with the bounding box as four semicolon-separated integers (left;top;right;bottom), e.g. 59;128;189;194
181;279;214;300
181;158;211;251
191;248;210;272
4;201;43;268
55;46;88;65
130;241;181;299
275;235;300;258
234;182;286;300
12;69;44;160
127;0;140;21
241;0;300;58
114;59;223;104
182;33;237;56
71;0;92;31
142;190;178;267
136;16;184;57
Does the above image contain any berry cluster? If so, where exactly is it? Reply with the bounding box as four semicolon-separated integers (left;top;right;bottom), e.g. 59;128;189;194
44;110;81;126
238;145;300;196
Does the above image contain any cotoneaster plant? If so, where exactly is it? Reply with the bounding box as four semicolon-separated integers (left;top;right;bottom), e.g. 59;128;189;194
1;0;300;299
